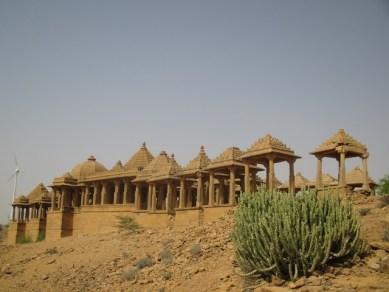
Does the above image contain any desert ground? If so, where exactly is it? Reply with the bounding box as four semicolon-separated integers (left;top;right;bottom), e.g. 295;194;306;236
0;195;389;292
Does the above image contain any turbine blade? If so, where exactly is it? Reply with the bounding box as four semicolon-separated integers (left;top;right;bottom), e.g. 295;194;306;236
14;155;18;167
7;173;16;182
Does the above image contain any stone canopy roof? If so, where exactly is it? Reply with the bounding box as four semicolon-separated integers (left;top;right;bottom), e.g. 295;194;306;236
180;146;211;176
81;143;155;182
148;153;182;182
13;195;29;205
279;172;311;190
70;156;108;181
346;166;376;186
26;183;50;203
111;160;124;171
240;134;300;161
311;129;367;157
124;142;154;173
304;173;338;188
206;147;247;171
133;151;182;182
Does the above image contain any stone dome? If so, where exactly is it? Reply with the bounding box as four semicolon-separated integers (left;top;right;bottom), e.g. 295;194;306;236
70;155;107;180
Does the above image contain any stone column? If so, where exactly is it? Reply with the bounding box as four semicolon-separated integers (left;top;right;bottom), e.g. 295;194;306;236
147;184;152;210
92;183;97;205
100;183;107;205
151;184;157;211
244;162;251;193
196;173;203;207
229;167;236;205
123;180;129;205
339;151;346;187
251;171;257;192
268;156;275;190
208;172;215;206
316;156;323;189
166;182;173;212
38;205;42;219
134;184;140;210
218;178;224;204
12;206;15;221
289;159;295;195
362;154;370;191
113;181;119;204
84;186;89;205
80;188;84;207
179;178;186;208
51;189;56;211
60;188;65;210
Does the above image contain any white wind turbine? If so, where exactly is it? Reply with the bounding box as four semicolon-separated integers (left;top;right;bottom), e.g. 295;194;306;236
7;155;21;220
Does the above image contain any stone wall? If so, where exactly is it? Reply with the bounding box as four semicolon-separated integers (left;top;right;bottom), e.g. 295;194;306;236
7;221;26;245
10;205;234;244
24;218;46;242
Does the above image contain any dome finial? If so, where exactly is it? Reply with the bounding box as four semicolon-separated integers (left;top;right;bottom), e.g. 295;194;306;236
88;155;96;161
142;142;146;148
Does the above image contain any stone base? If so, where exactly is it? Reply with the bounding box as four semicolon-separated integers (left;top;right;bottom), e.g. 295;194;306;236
8;204;235;243
7;221;26;245
25;218;46;242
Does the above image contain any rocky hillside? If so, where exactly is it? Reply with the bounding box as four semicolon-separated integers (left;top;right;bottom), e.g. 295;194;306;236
0;196;389;292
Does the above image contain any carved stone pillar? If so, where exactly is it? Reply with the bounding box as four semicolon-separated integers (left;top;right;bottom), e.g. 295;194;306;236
60;188;65;210
268;156;275;190
166;182;172;212
339;151;346;187
316;156;323;189
362;153;370;191
147;184;152;210
289;159;295;195
123;180;129;205
51;189;56;211
113;181;119;204
229;167;236;206
86;186;90;205
179;178;186;208
244;162;251;193
218;178;224;204
134;184;141;210
196;173;203;207
101;183;107;205
208;172;215;206
251;171;257;192
151;184;157;211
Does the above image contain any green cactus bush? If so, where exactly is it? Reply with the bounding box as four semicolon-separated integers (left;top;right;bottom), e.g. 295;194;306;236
233;189;369;280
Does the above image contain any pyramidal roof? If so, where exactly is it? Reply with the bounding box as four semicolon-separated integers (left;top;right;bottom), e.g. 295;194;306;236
312;129;367;154
13;195;29;205
206;146;244;170
111;160;124;171
133;150;173;181
279;172;311;189
307;173;338;187
346;166;376;186
150;153;182;181
322;173;338;186
241;134;298;159
124;142;154;173
213;147;243;163
181;146;211;175
27;183;49;202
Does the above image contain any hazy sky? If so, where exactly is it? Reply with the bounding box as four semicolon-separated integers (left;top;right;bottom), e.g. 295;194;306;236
1;1;389;223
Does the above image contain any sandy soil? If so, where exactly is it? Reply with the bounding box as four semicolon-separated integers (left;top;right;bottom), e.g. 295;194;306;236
0;196;389;292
